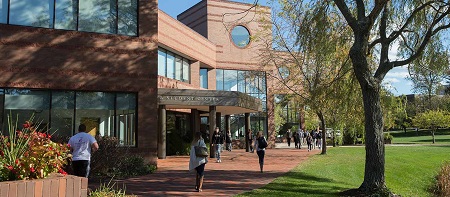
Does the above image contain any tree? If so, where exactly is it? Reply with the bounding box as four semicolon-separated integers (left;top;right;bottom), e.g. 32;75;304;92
263;0;450;195
405;36;449;108
413;110;450;143
257;0;355;155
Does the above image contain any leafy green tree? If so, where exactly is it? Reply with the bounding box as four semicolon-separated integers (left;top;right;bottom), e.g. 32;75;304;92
254;0;450;195
405;36;449;109
413;110;450;143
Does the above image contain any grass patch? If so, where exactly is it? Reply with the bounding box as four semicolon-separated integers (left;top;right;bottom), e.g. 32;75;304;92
237;146;450;197
389;129;450;144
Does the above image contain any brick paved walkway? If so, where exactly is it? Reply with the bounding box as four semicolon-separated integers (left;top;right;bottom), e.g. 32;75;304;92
89;143;320;197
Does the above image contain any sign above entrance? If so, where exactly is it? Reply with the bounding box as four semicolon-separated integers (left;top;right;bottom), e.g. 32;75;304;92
157;88;262;113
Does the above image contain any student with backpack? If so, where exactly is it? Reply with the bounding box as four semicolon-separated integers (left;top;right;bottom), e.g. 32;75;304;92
254;131;268;173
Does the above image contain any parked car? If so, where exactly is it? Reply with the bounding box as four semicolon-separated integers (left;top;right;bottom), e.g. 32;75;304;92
326;128;341;138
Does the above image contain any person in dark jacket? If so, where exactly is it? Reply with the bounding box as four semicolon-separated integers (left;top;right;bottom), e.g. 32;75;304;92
212;127;224;163
226;130;232;151
254;131;267;173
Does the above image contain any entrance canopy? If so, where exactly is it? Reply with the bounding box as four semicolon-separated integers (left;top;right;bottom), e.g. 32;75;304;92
158;88;262;115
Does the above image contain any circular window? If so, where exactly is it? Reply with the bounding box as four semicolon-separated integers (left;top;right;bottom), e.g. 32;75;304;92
231;25;251;48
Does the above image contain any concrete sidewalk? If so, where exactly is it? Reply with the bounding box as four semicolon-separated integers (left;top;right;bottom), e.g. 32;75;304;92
89;143;320;197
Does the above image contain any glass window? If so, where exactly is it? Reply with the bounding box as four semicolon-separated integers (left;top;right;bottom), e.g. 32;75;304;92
200;68;208;89
9;0;53;28
158;49;166;77
224;70;237;91
216;69;224;90
166;52;175;79
118;0;137;36
3;89;50;132
231;25;250;48
51;91;75;137
79;0;116;34
175;56;182;81
75;92;114;137
116;93;136;146
237;70;246;93
0;0;7;23
182;59;190;83
54;0;77;30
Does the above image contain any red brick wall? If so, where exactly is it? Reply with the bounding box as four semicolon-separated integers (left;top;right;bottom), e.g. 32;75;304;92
0;174;88;197
0;0;159;164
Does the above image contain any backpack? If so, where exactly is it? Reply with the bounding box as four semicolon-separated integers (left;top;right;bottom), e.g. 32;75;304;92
258;137;268;149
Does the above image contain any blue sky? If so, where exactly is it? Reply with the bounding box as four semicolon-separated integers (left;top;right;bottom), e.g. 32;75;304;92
158;0;415;96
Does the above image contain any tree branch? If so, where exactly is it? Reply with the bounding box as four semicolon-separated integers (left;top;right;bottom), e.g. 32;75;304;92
333;0;357;29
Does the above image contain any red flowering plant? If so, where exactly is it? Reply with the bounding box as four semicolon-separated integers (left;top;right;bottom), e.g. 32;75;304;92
0;115;70;181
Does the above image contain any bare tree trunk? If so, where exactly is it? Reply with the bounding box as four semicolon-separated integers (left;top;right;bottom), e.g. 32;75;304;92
317;111;327;154
359;83;387;193
432;129;436;144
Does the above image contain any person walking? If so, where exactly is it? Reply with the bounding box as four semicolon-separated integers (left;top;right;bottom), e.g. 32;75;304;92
293;129;299;148
68;124;99;178
189;132;208;192
247;129;254;152
298;129;304;149
306;133;313;151
226;130;232;151
212;127;224;163
286;129;292;147
254;131;267;173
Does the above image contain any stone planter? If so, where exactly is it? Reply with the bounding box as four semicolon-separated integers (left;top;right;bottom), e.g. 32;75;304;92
0;174;88;197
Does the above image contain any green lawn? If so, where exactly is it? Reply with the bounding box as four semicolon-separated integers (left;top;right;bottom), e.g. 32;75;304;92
237;146;450;197
390;129;450;144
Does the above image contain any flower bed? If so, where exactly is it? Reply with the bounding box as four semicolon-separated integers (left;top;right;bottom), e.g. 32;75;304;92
1;117;70;181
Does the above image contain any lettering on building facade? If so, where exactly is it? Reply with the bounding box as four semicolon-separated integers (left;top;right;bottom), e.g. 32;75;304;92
158;96;220;102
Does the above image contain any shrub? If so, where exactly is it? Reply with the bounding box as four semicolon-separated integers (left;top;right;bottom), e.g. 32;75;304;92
89;136;155;179
114;156;156;178
89;179;137;197
384;132;393;143
90;136;128;177
0;117;70;181
433;162;450;197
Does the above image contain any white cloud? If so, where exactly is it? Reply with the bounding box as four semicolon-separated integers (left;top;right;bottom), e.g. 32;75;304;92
383;77;400;83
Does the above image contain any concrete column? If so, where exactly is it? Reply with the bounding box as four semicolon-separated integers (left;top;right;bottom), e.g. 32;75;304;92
216;112;222;130
209;106;216;158
158;105;166;159
245;113;250;152
192;109;200;137
225;115;230;133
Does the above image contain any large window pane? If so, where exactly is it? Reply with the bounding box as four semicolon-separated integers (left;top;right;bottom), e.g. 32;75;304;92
79;0;116;34
55;0;77;30
3;89;50;132
182;59;190;83
166;52;175;79
0;0;7;23
200;69;208;89
224;70;237;91
9;0;53;28
116;93;136;146
51;91;75;138
76;92;114;137
118;0;137;36
175;56;182;81
216;69;224;90
237;71;246;93
158;49;166;77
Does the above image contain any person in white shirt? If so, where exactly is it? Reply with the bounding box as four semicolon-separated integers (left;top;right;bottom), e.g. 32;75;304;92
68;124;99;178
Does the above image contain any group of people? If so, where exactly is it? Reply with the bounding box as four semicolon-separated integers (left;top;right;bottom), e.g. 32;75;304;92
286;128;323;151
189;127;267;192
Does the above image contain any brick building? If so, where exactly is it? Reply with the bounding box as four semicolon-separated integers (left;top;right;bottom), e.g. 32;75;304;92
0;0;298;165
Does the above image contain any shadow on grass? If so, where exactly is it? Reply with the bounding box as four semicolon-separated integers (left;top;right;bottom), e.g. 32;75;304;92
413;138;450;143
247;171;348;196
